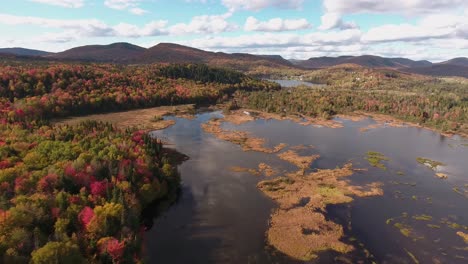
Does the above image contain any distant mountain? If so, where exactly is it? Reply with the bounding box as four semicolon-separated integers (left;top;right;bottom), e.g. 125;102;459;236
44;42;293;68
0;47;52;56
135;43;293;68
438;57;468;67
135;43;208;63
390;58;433;68
49;42;146;62
401;64;468;78
1;42;466;78
293;55;432;69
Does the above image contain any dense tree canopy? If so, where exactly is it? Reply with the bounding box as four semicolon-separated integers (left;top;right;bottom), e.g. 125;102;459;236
0;63;277;263
235;66;468;135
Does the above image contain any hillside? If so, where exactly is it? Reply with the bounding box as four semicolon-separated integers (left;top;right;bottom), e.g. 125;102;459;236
1;42;466;78
46;42;293;69
439;57;468;67
293;55;432;69
135;43;294;68
0;47;52;56
401;64;468;78
48;42;146;62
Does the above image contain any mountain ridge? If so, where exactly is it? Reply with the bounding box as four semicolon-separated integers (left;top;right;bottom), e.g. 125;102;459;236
1;42;466;78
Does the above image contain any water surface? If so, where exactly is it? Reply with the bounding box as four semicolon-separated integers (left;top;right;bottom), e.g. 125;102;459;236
145;112;468;263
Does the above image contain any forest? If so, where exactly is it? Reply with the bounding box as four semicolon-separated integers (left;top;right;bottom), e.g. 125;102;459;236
235;65;468;135
0;63;277;263
0;62;467;263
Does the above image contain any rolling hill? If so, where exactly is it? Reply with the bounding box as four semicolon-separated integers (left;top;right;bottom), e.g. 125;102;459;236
0;47;52;56
293;55;432;69
130;43;294;68
48;42;146;62
439;57;468;67
43;42;294;69
0;42;466;78
401;64;468;78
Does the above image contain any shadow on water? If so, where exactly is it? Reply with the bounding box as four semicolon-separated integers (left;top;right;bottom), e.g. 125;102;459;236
144;184;225;263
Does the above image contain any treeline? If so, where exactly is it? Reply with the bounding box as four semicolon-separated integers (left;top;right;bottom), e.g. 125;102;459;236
235;86;467;135
0;64;278;122
159;64;246;84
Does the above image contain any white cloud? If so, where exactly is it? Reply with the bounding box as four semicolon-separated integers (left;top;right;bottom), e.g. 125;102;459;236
222;0;303;11
0;14;112;37
104;0;149;15
29;0;84;8
172;31;364;60
181;29;361;50
322;0;466;15
320;0;468;30
168;13;237;35
244;16;311;32
362;24;452;43
113;21;168;37
362;13;467;43
0;14;167;40
318;12;339;30
104;0;138;10
129;7;148;15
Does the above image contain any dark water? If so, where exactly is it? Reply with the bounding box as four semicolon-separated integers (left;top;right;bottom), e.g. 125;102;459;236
268;79;320;88
146;112;468;263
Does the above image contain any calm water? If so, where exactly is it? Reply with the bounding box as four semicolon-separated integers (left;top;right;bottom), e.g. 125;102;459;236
268;79;320;88
145;112;468;263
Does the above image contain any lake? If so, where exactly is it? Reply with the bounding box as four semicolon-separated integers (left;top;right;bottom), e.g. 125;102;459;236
145;111;468;263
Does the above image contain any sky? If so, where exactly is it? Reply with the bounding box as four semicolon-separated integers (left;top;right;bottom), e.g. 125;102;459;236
0;0;467;62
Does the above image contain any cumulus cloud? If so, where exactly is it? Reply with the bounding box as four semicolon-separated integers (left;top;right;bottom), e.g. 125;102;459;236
182;29;361;50
319;0;468;30
104;0;148;15
362;13;468;43
244;16;311;32
322;0;466;15
0;12;238;42
0;14;167;41
29;0;84;8
173;31;364;60
129;8;148;15
222;0;303;11
113;21;168;37
168;13;237;35
318;12;357;30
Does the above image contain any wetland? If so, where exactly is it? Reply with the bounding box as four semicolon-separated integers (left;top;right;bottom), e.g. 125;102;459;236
144;109;468;263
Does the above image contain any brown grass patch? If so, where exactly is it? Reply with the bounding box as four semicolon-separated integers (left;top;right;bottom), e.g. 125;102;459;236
336;114;368;122
457;231;468;243
258;163;277;177
223;110;256;125
277;150;320;171
201;118;287;153
230;163;278;177
229;166;260;176
258;163;383;260
55;104;195;130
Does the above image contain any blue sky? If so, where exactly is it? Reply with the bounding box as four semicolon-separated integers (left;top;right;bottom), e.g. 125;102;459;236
0;0;467;61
